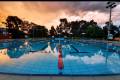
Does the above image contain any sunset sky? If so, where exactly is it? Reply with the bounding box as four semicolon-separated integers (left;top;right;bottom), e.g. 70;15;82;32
0;1;120;29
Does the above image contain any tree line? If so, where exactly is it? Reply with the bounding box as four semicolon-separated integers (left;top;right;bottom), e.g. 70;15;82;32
49;18;120;39
4;16;48;39
3;16;120;39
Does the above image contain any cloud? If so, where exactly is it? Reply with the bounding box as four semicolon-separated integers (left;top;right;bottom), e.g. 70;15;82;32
0;1;120;29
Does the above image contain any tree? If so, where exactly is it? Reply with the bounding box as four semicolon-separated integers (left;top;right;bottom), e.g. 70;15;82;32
103;21;119;38
49;26;57;36
110;24;119;38
56;26;62;34
85;25;104;38
6;16;23;30
69;19;104;38
56;18;71;36
70;21;80;37
84;20;104;39
6;16;26;39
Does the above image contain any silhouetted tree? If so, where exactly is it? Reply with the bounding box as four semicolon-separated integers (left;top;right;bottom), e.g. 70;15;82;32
69;20;104;38
6;16;25;39
85;25;104;38
55;18;105;38
56;18;71;36
49;26;57;36
6;16;23;30
56;26;62;34
103;21;119;38
84;20;104;38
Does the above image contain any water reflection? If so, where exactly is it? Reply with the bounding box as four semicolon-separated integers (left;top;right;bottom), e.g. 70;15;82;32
63;50;106;64
0;40;48;58
7;40;31;58
0;40;58;58
107;52;120;73
0;40;119;74
0;48;11;64
80;53;106;64
62;44;120;65
0;40;119;64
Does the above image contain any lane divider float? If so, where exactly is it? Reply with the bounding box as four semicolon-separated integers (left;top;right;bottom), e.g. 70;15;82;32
58;45;64;70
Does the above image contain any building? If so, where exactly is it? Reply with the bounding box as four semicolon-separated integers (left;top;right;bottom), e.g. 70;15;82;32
0;28;11;39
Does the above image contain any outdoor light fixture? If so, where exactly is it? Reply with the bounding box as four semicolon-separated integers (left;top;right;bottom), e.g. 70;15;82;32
106;1;117;40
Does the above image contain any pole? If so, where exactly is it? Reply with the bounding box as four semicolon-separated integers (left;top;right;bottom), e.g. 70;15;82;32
106;2;117;40
108;7;112;36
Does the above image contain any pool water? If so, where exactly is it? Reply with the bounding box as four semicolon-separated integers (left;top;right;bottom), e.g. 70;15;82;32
0;39;120;75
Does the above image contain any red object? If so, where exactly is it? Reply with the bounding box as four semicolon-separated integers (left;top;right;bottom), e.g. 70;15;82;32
58;57;63;70
58;49;64;70
59;52;62;57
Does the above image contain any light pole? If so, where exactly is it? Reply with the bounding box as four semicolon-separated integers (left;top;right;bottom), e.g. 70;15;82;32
106;1;117;40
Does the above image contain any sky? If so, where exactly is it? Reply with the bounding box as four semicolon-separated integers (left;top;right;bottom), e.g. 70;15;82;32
0;1;120;29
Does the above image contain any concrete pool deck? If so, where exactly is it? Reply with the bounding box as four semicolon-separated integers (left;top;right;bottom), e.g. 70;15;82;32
0;74;120;80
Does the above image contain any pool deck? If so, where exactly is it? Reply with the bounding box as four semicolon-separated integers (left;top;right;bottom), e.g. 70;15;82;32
0;74;120;80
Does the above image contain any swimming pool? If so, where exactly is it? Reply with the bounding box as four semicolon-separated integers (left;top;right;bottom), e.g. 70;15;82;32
0;39;120;76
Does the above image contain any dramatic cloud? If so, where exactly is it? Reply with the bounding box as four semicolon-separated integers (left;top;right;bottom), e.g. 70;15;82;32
0;1;120;29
